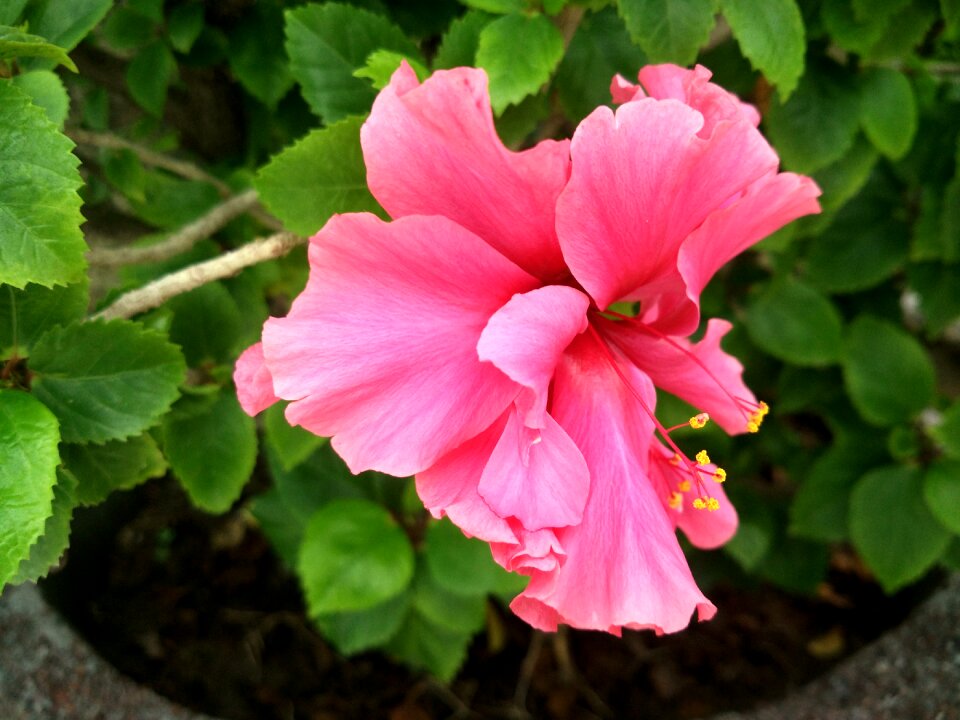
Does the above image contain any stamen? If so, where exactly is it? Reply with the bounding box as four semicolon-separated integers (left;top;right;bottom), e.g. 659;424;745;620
689;412;710;429
712;468;727;483
585;324;724;513
668;492;683;510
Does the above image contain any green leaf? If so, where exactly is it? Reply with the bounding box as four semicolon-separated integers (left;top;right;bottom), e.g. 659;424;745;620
842;317;935;426
163;388;257;513
254;115;384;237
264;402;326;472
267;442;369;523
424;517;503;596
30;319;186;443
0;25;77;70
789;430;888;542
128;0;163;23
852;0;910;22
353;49;428;90
0;81;85;289
720;0;804;99
314;589;411;654
758;535;830;593
803;192;909;294
125;173;220;230
433;10;491;70
617;0;718;65
850;465;951;592
227;1;293;108
858;68;917;159
63;433;167;506
385;601;473;681
930;401;960;459
0;0;28;24
413;562;487;634
763;61;861;174
298;498;415;615
725;519;772;570
460;0;524;12
476;12;564;114
861;0;937;61
11;467;77;584
0;279;88;358
745;277;844;366
821;0;891;55
944;0;960;39
555;7;646;122
12;70;70;127
285;2;419;122
126;40;177;116
923;459;960;535
250;488;303;568
0;390;59;588
811;135;878;215
908;264;960;338
166;282;243;367
22;0;112;52
100;7;156;51
166;2;204;53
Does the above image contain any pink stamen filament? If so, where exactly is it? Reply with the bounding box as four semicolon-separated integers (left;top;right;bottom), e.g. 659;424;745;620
585;324;713;501
601;309;756;425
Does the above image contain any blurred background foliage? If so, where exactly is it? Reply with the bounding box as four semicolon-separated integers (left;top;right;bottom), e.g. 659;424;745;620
1;0;959;681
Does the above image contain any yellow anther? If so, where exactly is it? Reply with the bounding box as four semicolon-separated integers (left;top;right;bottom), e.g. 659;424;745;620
670;453;682;466
678;480;691;492
696;449;711;466
706;497;720;512
688;413;710;429
712;467;727;483
668;492;683;509
692;497;707;510
747;421;759;433
757;401;769;417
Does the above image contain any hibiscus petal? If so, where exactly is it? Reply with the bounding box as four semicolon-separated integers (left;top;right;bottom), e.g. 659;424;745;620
678;171;822;304
601;317;759;435
511;333;715;634
415;414;517;545
492;524;565;574
637;64;762;132
477;285;590;427
262;213;539;476
361;63;571;281
478;405;589;531
234;342;279;415
556;97;778;311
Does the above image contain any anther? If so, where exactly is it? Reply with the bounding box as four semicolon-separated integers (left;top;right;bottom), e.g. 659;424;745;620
692;498;707;510
668;492;683;509
706;497;720;512
689;413;710;429
696;450;711;466
712;468;727;483
678;480;691;492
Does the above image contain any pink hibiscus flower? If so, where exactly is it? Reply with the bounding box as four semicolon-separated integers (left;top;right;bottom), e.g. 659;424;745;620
235;62;821;635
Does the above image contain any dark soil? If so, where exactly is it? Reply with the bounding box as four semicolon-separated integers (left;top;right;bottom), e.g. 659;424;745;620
42;478;935;720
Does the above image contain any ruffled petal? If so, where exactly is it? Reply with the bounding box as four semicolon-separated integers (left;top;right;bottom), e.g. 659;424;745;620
511;332;715;634
678;172;822;302
234;342;279;415
601;317;759;435
478;405;589;531
415;414;517;545
477;285;590;427
636;64;761;132
361;63;571;281
262;213;539;476
492;524;565;574
556;97;778;312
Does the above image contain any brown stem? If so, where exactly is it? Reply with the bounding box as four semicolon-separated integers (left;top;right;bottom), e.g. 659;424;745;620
92;232;306;321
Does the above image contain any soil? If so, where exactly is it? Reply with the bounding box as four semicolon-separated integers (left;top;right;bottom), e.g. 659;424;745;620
41;478;937;720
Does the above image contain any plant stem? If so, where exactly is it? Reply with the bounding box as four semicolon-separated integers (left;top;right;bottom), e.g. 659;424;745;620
69;128;233;195
87;189;263;267
92;232;306;321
